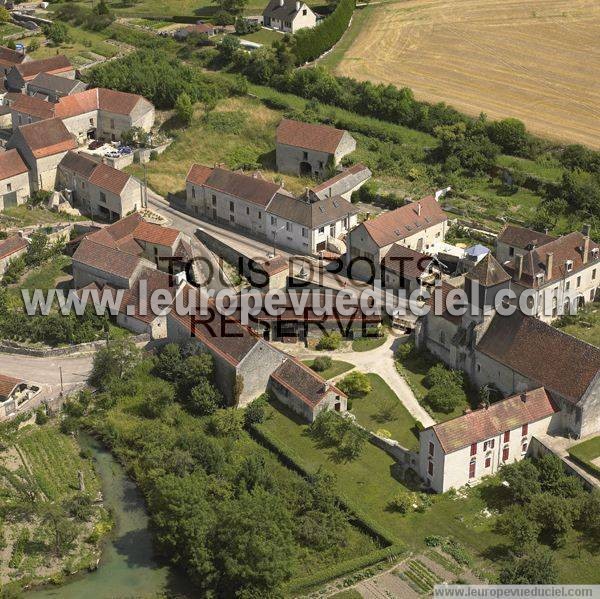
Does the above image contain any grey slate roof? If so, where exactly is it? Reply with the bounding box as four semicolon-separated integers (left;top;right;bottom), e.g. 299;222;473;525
311;163;372;200
263;0;305;19
27;72;85;95
267;194;358;229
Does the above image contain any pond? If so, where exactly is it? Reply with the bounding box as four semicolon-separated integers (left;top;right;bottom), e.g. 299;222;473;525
28;434;194;599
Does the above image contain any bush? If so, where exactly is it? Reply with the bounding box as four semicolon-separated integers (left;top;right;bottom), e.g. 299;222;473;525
311;356;333;372
395;342;415;361
309;411;367;461
244;395;267;426
425;382;466;414
425;363;464;389
316;331;343;350
338;372;372;398
388;489;415;514
35;407;49;425
207;408;243;437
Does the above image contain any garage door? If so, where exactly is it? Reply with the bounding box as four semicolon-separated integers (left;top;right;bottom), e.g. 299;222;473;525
2;191;17;209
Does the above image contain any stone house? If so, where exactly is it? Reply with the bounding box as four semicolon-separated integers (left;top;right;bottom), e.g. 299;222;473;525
495;224;556;265
262;0;317;33
266;192;359;253
418;253;600;439
276;119;356;178
0;46;29;77
419;387;560;492
500;225;599;322
0;149;30;210
0;373;36;420
6;55;74;92
57;151;142;221
26;72;87;103
347;195;449;281
173;22;218;40
268;358;347;422
0;234;28;276
6;117;78;190
381;243;437;296
310;163;372;201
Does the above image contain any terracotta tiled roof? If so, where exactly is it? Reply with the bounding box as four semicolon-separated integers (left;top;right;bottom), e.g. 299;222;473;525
186;163;213;186
427;281;461;324
255;255;289;276
59;151;98;179
276;119;347;154
15;117;77;158
466;253;510;287
497;224;556;250
311;163;371;194
362;196;448;248
0;234;28;260
505;231;599;288
89;162;131;195
0;149;28;181
270;358;346;408
477;311;600;404
101;213;144;242
10;94;55;119
0;46;26;68
267;193;358;229
382;243;433;279
132;220;180;248
73;237;143;280
0;373;24;401
53;88;147;119
204;167;283;207
431;387;558;454
15;55;73;80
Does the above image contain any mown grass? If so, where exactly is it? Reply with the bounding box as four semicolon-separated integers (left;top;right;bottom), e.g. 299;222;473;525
553;302;600;348
302;359;354;380
238;28;285;45
350;373;419;450
351;333;387;352
568;436;600;477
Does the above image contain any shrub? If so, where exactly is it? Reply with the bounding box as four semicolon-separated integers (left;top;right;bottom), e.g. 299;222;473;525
186;379;223;416
338;371;372;398
35;407;49;425
207;408;243;437
316;331;343;350
425;382;466;414
425;535;444;547
395;341;414;361
425;363;464;389
388;489;415;514
244;395;267;426
311;356;333;372
309;411;367;461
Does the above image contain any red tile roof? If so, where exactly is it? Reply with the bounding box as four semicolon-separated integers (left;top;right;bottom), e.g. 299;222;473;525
362;196;448;248
186;163;213;186
0;149;28;181
132;220;180;248
0;46;27;68
89;161;131;195
15;117;77;158
431;387;558;454
11;94;55;120
0;235;28;260
382;244;433;279
497;224;556;250
276;119;348;154
15;55;73;80
72;237;143;280
0;373;24;400
477;311;600;404
50;88;148;119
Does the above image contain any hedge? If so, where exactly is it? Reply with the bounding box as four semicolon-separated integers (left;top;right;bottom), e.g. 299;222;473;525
286;543;405;595
292;0;355;64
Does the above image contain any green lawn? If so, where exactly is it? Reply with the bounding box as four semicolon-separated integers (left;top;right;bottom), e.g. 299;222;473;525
496;154;564;183
553;302;600;348
352;333;387;352
350;373;419;450
568;436;600;477
19;255;72;292
302;359;354;380
0;206;84;229
238;28;285;45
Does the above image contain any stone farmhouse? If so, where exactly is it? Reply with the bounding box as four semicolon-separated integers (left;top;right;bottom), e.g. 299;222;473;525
497;224;599;322
0;149;30;209
0;46;29;77
310;163;372;201
381;243;438;296
186;164;358;255
6;117;78;190
0;234;28;276
347;195;449;281
10;87;155;143
276;119;356;178
0;373;38;420
417;252;600;441
26;72;87;103
57;151;142;221
419;387;561;492
6;55;75;92
262;0;317;33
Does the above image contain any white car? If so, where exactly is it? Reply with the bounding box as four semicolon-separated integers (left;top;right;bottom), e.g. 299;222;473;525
105;151;121;159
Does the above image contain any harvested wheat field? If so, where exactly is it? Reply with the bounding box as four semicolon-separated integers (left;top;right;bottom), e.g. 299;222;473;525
334;0;600;147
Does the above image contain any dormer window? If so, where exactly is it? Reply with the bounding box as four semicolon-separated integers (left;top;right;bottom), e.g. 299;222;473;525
535;273;545;284
592;248;599;260
566;260;573;272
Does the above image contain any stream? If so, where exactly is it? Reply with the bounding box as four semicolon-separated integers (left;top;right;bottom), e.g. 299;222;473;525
28;434;194;599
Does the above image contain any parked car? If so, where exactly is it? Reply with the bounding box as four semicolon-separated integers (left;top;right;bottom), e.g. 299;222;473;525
105;151;121;159
88;139;104;150
119;146;132;155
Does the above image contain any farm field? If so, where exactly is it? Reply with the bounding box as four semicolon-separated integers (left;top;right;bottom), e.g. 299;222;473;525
331;0;600;148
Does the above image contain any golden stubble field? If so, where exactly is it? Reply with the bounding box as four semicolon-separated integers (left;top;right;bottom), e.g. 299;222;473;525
334;0;600;147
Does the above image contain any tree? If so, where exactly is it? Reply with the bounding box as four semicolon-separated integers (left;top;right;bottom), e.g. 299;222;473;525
499;544;558;584
219;35;241;62
208;408;244;437
40;504;78;557
187;380;222;416
142;379;175;418
95;0;110;14
425;363;464;389
527;493;573;548
154;343;183;382
488;118;528;156
338;371;372;397
44;22;71;45
90;339;141;389
500;460;541;503
495;505;540;554
178;353;214;395
25;231;48;266
310;356;332;372
244;395;267;426
579;490;600;544
425;382;466;414
212;0;249;17
175;92;194;125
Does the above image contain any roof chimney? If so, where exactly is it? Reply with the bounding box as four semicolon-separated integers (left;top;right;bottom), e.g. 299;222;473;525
515;254;523;281
295;0;300;9
521;392;527;403
279;0;284;6
545;252;553;279
582;224;591;264
416;203;421;216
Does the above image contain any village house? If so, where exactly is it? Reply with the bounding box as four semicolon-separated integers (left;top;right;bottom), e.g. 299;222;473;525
6;117;77;190
419;387;561;493
0;234;28;276
262;0;317;33
276;119;356;178
265;192;359;254
310;163;372;201
381;243;438;296
0;45;29;77
6;55;75;92
347;195;449;281
26;72;87;103
173;22;219;41
0;149;30;209
10;87;155;143
57;151;142;221
495;224;556;265
0;373;38;420
499;225;599;322
417;253;600;440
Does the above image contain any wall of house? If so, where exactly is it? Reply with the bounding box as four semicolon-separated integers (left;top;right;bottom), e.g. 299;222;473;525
0;245;27;275
62;111;98;142
130;100;155;132
0;171;30;210
577;375;600;438
11;110;39;130
290;4;317;31
276;143;333;178
334;132;357;165
34;152;71;191
72;260;140;290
